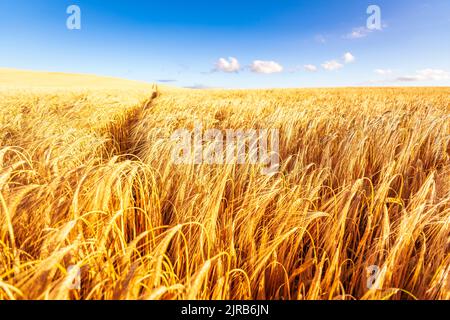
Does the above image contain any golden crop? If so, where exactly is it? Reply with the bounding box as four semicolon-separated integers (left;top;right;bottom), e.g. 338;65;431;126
0;70;449;300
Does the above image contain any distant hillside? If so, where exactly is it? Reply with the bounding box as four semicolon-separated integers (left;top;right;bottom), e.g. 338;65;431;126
0;68;154;91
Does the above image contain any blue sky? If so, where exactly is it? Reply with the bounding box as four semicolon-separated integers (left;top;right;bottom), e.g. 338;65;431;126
0;0;449;88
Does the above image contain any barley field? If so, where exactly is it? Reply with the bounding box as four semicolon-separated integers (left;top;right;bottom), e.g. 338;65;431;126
0;69;449;300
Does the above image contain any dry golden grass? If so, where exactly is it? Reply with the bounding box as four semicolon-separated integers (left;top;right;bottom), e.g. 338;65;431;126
0;69;449;300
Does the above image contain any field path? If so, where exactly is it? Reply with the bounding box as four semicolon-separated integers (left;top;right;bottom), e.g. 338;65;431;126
106;86;160;158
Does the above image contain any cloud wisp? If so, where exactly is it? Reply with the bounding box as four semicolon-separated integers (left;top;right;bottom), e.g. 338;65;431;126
314;34;327;44
156;79;177;83
184;84;212;89
304;64;318;72
322;60;344;71
250;60;284;74
395;69;449;82
374;69;393;75
345;26;373;39
345;23;386;40
365;69;449;85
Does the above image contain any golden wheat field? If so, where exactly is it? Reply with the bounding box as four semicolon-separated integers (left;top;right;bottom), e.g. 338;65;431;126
0;69;449;300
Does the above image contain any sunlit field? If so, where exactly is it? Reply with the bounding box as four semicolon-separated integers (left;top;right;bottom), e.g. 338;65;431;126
0;69;449;300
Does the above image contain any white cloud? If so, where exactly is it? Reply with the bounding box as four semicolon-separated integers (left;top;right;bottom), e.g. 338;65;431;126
343;52;355;64
250;60;284;74
321;60;343;71
374;69;393;75
215;57;240;73
304;64;318;72
396;69;450;82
